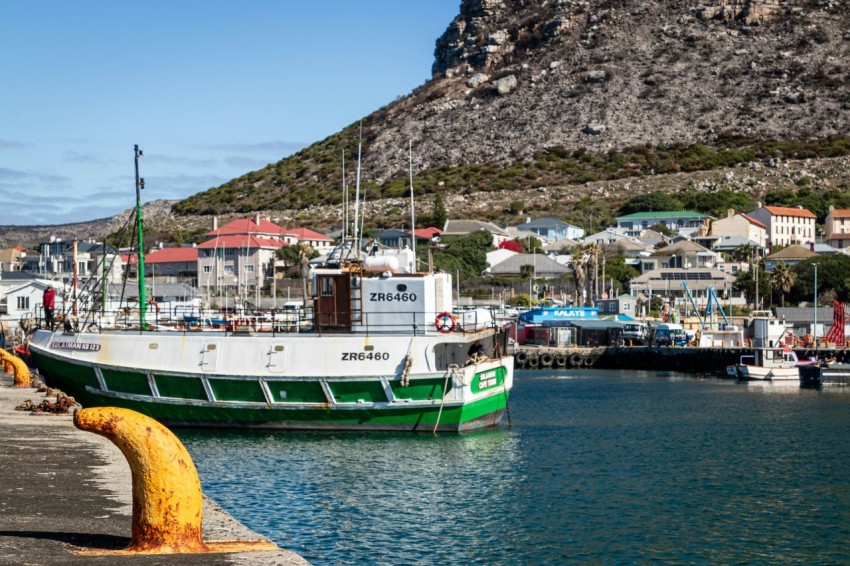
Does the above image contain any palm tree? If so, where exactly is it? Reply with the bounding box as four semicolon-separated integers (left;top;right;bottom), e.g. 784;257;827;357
570;245;589;305
770;261;796;307
571;243;600;306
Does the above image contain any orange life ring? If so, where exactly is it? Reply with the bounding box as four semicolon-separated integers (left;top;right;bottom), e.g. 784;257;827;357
435;312;457;333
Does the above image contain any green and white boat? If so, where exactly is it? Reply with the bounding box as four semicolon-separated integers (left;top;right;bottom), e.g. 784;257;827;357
28;262;513;431
28;146;513;432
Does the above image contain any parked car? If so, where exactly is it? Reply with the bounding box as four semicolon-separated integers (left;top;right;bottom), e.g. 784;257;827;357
622;322;649;345
653;323;688;347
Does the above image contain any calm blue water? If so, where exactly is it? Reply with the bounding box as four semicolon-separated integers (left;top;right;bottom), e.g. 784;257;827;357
179;370;850;564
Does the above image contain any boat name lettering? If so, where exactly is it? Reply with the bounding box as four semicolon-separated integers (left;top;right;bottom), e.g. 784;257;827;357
369;292;417;303
341;352;391;361
477;369;498;389
50;341;101;352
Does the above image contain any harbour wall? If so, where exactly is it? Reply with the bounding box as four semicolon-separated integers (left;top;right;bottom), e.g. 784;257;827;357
510;345;837;373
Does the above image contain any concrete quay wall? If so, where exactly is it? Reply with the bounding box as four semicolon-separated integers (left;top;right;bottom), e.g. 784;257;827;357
0;375;308;565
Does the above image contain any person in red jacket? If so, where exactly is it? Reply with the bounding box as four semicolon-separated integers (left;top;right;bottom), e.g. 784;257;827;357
43;285;56;330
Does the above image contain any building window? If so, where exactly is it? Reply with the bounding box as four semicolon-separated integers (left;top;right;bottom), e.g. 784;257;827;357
247;265;254;272
17;296;30;310
203;266;211;273
224;265;234;274
225;249;235;256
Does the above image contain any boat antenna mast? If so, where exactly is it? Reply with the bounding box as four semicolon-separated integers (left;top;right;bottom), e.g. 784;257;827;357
134;144;147;330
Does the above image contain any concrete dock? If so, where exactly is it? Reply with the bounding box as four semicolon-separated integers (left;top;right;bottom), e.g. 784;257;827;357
0;374;309;565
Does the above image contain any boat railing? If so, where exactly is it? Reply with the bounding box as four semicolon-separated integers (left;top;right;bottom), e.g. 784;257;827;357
40;306;501;338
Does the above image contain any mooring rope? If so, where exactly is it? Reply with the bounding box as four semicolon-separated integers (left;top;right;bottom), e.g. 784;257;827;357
433;364;458;434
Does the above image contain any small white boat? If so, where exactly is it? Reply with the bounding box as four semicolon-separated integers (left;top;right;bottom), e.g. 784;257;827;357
727;347;814;382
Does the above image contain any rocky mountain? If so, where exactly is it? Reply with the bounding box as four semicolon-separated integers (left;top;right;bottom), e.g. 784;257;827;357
377;0;850;173
5;1;850;245
169;0;849;222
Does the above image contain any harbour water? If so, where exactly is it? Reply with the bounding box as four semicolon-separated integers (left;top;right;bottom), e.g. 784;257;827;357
179;370;850;564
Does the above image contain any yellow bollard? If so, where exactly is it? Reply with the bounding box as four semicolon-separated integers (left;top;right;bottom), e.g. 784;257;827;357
0;350;31;387
73;407;278;555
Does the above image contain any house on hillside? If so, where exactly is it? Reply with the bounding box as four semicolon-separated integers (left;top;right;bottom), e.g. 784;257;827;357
284;227;334;253
0;279;62;321
144;246;199;282
0;246;25;272
629;268;743;310
616;210;711;238
747;203;816;247
485;253;569;279
197;215;291;294
824;206;850;250
208;214;297;244
375;229;413;249
762;244;818;271
443;220;510;248
583;228;632;246
518;217;585;242
709;209;768;248
410;227;442;243
641;240;723;273
22;239;123;285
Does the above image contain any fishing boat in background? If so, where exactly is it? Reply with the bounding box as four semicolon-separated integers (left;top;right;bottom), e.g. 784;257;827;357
27;145;514;432
726;346;814;382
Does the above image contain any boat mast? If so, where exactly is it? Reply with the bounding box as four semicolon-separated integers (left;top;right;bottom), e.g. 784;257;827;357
72;238;79;319
341;150;347;242
353;123;362;258
134;144;147;330
409;140;416;272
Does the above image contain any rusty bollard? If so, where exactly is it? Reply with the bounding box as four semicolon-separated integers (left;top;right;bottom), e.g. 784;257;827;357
73;407;278;555
0;350;30;388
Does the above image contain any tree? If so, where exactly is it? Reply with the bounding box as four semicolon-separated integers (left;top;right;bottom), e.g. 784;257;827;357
570;242;600;305
770;262;796;307
617;191;681;215
602;255;640;295
276;243;318;300
432;194;447;230
431;230;491;279
519;235;543;253
733;263;770;309
789;255;850;304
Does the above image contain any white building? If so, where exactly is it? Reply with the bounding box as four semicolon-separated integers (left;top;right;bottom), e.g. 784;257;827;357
747;203;816;248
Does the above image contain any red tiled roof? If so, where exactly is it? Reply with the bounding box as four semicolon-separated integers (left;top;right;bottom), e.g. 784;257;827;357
205;217;289;237
411;227;442;239
145;247;198;263
284;227;333;241
762;206;816;219
121;253;138;265
740;213;767;229
197;235;284;249
829;209;850;219
827;233;850;240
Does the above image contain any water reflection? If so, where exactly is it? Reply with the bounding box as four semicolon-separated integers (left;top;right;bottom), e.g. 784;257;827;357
180;428;521;564
180;371;850;565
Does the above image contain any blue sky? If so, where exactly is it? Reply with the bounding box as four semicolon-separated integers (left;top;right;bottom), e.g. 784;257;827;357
0;1;458;227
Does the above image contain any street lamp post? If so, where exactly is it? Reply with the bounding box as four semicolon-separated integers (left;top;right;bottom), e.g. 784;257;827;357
813;263;818;351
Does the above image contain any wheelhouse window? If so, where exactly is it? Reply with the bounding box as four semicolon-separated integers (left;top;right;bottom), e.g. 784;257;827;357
320;277;334;297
